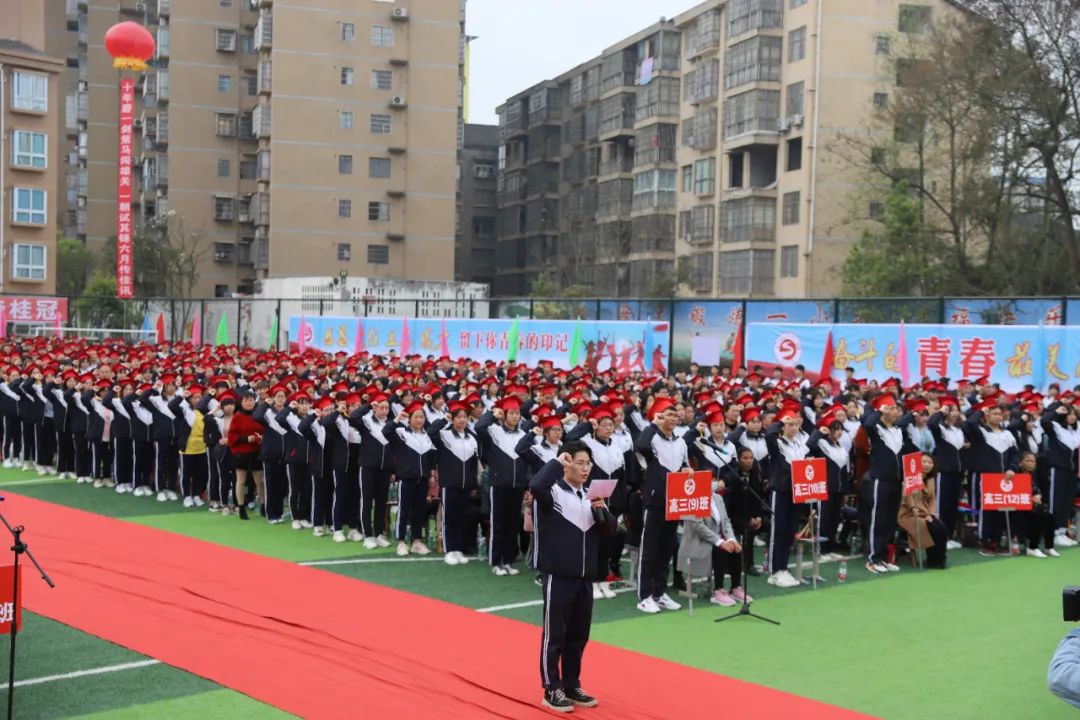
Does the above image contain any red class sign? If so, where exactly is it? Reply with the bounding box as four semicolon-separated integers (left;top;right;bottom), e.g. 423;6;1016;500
791;458;828;503
903;452;924;496
981;473;1034;511
665;470;713;520
0;565;22;635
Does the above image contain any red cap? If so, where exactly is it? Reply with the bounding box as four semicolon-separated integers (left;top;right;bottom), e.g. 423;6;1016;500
704;411;726;426
403;401;426;416
313;396;334;411
742;406;762;423
871;394;898;410
218;390;237;405
539;415;564;431
496;396;522;412
649;397;676;420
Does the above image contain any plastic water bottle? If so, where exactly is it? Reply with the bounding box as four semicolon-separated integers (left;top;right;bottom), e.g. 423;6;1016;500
838;559;847;583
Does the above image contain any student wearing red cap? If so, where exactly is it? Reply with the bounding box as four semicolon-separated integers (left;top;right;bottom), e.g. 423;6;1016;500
0;367;22;469
281;393;313;530
255;386;290;524
87;380;114;488
860;393;912;573
964;400;1019;556
763;407;811;588
807;417;851;559
1040;401;1080;548
204;391;236;512
106;382;134;494
300;395;336;535
385;401;437;556
140;376;181;502
227;391;264;520
928;397;966;549
516;415;565;474
173;385;208;508
427;402;480;566
476;396;529;576
350;392;395;549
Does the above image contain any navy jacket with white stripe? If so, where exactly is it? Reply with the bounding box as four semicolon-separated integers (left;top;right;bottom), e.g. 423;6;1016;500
530;459;616;580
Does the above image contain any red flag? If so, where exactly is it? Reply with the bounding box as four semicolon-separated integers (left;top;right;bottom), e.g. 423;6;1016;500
298;316;307;354
819;329;834;382
354;318;365;355
730;323;744;371
440;318;450;357
897;320;910;387
155;313;166;344
401;318;411;356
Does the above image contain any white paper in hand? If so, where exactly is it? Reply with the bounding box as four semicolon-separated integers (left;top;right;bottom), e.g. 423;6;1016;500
586;479;618;500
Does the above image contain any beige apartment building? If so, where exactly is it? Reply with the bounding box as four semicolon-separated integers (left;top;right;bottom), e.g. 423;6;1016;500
50;0;463;298
0;1;64;295
496;0;961;298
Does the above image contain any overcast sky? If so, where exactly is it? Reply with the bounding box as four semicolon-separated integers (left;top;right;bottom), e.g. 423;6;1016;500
465;0;701;125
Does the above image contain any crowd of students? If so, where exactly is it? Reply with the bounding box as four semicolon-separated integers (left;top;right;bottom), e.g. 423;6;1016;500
1;337;1077;612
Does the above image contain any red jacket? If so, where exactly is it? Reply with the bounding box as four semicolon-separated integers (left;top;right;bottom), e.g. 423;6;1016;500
228;411;263;455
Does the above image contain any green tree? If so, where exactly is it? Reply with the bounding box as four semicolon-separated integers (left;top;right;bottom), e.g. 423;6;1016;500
530;273;594;319
56;236;93;297
74;275;128;329
842;183;952;297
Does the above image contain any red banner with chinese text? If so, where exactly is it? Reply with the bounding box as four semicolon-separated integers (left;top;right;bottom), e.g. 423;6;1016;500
981;473;1034;511
791;458;828;503
665;470;712;521
0;297;68;325
902;452;924;496
116;77;136;299
0;565;23;635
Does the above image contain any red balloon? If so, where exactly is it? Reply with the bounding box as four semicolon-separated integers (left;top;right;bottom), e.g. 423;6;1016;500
104;21;156;63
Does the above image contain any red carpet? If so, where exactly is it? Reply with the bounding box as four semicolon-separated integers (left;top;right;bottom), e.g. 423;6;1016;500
10;492;875;719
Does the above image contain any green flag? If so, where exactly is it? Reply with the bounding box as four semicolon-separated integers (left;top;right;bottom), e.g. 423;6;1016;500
214;314;229;346
506;316;520;362
268;314;279;350
568;319;584;367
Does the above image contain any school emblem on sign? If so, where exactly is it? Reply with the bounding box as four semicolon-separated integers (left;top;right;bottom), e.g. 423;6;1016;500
774;332;802;365
683;476;696;496
1000;477;1013;493
804;464;815;481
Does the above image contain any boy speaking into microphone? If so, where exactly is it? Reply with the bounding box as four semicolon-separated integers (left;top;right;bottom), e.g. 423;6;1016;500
530;440;617;713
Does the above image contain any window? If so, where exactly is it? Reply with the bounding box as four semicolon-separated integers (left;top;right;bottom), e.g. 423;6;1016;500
239;158;256;179
782;191;800;225
338;154;353;174
899;5;932;34
216;28;237;52
337;243;352;261
219;0;232;6
694;158;716;195
214;242;235;263
338;199;352;218
725;36;783;89
894;113;924;143
369;157;391;178
876;34;891;55
11;244;46;281
239;34;255;54
788;26;806;63
371;70;393;90
11;131;46;169
786;81;804;118
213;195;234;221
216;112;237;136
719;249;774;294
723;89;781;137
368;201;390;221
679;210;692;240
474;162;496;179
871;147;887;166
873;92;889;109
340;67;354;86
371;25;394;47
218;74;232;93
896;58;931;87
368;244;390;264
780;245;799;277
339;111;354;129
12;72;47;112
217;159;230;177
786;137;802;171
370;113;392;134
681;165;693;193
691;205;716;244
214;284;230;298
728;0;783;37
869;201;884;220
342;22;356;42
790;0;807;6
12;188;46;224
244;74;257;96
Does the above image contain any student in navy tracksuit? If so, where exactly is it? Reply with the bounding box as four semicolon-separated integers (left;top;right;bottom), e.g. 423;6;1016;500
254;386;289;523
0;368;22;466
764;408;812;588
349;393;395;549
384;401;437;556
203;391;236;511
928;397;966;544
107;383;134;493
281;393;313;531
67;377;92;482
126;385;156;496
428;401;480;566
861;393;912;573
476;396;529;576
141;376;180;501
531;441;615;713
48;373;74;479
807;417;851;557
299;396;333;535
965;402;1019;556
1040;402;1080;544
323;395;353;541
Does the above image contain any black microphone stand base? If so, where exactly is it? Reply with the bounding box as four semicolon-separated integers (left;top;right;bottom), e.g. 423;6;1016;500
715;478;779;626
714;602;780;625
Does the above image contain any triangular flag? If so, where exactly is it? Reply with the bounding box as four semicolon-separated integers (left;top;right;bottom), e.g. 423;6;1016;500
191;312;202;346
568;319;584;367
141;311;152;333
0;303;8;340
155;313;166;344
440;318;450;357
819;329;834;382
54;313;63;339
354;318;365;355
214;314;229;346
267;314;278;350
731;323;744;371
400;318;411;356
506;317;520;362
298;315;307;354
897;320;910;386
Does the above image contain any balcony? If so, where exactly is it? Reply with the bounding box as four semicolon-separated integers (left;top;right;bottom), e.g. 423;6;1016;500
257;149;270;181
156;70;169;103
156;27;169;59
253;229;269;269
719;195;776;244
76;207;87;235
157;156;168;187
253;105;270;138
257;61;272;94
156;112;168;145
157;0;170;17
255;11;273;51
252;191;270;226
598;93;636;141
77;92;87;122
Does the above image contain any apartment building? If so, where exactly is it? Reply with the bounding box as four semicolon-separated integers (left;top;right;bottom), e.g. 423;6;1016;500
0;2;64;294
52;0;463;299
455;122;498;285
495;0;961;298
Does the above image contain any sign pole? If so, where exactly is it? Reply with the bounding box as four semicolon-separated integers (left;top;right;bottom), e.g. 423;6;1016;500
914;510;924;570
1004;509;1013;555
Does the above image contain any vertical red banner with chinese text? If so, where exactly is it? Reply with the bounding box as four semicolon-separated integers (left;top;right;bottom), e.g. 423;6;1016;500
0;565;23;634
116;77;136;299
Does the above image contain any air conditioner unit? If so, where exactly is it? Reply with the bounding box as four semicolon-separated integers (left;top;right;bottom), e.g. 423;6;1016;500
392;7;409;20
135;2;147;12
791;113;804;127
390;96;407;108
214;251;230;261
777;118;791;133
238;213;251;223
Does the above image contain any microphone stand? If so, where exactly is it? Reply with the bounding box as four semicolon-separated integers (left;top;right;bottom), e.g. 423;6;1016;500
716;472;779;626
0;504;55;720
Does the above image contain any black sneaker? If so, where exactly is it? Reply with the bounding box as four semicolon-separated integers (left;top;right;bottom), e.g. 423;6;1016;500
564;688;598;708
542;688;574;713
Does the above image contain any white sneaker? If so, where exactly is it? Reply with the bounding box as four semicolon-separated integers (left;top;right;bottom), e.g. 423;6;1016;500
313;526;326;538
36;466;47;476
1047;548;1061;557
505;564;520;576
93;479;104;489
600;582;616;599
363;537;378;550
375;535;390;548
396;541;409;556
299;520;313;529
454;551;469;565
1026;547;1047;558
156;491;167;502
636;597;661;614
347;529;364;542
593;583;604;600
1054;535;1078;548
182;496;194;508
411;540;431;556
333;531;347;543
104;479;116;488
114;484;128;494
268;518;285;525
166;490;179;501
883;562;900;572
445;553;460;566
192;496;204;508
492;565;508;577
655;593;682;611
768;571;800;589
946;540;962;551
291;520;303;530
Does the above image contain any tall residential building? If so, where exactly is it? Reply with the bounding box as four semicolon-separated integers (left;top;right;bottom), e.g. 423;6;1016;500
455;123;498;285
54;0;464;299
495;0;962;298
0;2;64;294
